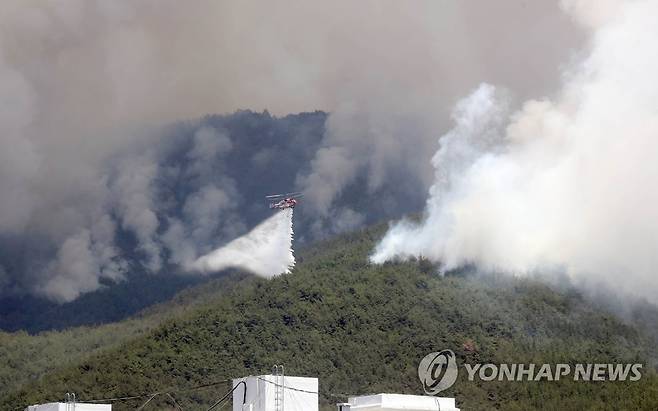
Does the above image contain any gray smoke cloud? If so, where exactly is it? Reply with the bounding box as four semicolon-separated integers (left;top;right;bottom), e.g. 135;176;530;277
372;0;658;304
295;1;584;235
0;0;584;301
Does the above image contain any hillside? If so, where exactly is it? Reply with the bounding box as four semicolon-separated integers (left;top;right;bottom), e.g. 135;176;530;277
0;109;428;333
0;272;250;399
0;110;326;332
2;224;657;410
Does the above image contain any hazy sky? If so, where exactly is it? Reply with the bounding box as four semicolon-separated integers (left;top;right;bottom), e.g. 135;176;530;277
0;0;587;301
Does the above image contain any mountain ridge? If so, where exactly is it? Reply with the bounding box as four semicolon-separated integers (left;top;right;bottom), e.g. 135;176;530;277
0;109;430;333
2;223;657;410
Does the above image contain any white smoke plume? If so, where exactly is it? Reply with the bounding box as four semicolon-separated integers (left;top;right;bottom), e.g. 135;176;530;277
372;0;658;304
293;1;584;238
191;209;295;278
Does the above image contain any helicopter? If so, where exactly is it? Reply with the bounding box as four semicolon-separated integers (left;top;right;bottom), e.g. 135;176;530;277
266;192;303;210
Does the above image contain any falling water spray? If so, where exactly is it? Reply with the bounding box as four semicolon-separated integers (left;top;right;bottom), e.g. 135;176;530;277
191;208;295;277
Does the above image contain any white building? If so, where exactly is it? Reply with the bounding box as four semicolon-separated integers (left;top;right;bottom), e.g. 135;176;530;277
232;374;318;411
337;393;460;411
24;403;111;411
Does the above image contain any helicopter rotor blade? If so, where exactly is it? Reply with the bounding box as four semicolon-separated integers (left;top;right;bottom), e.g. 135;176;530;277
284;192;304;198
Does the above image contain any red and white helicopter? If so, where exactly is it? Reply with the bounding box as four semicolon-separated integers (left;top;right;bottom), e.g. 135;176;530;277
266;192;303;210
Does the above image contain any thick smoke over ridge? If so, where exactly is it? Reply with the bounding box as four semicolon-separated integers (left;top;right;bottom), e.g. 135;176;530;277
192;209;295;278
294;2;584;232
373;0;658;304
0;0;585;302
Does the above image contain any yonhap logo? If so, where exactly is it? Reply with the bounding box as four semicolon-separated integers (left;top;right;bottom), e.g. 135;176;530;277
418;349;459;394
418;348;643;395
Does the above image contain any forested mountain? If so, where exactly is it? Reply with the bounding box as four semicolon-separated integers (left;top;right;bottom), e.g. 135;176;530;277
2;223;657;410
0;272;250;399
0;110;427;333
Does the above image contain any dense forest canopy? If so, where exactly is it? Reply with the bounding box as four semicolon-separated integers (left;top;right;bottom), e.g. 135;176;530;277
1;223;657;410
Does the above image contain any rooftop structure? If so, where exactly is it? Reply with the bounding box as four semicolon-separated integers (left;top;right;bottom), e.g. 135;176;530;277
24;403;111;411
337;393;460;411
232;373;318;411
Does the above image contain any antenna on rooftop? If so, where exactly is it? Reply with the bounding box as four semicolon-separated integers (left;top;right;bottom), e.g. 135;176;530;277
273;364;285;411
64;392;76;411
